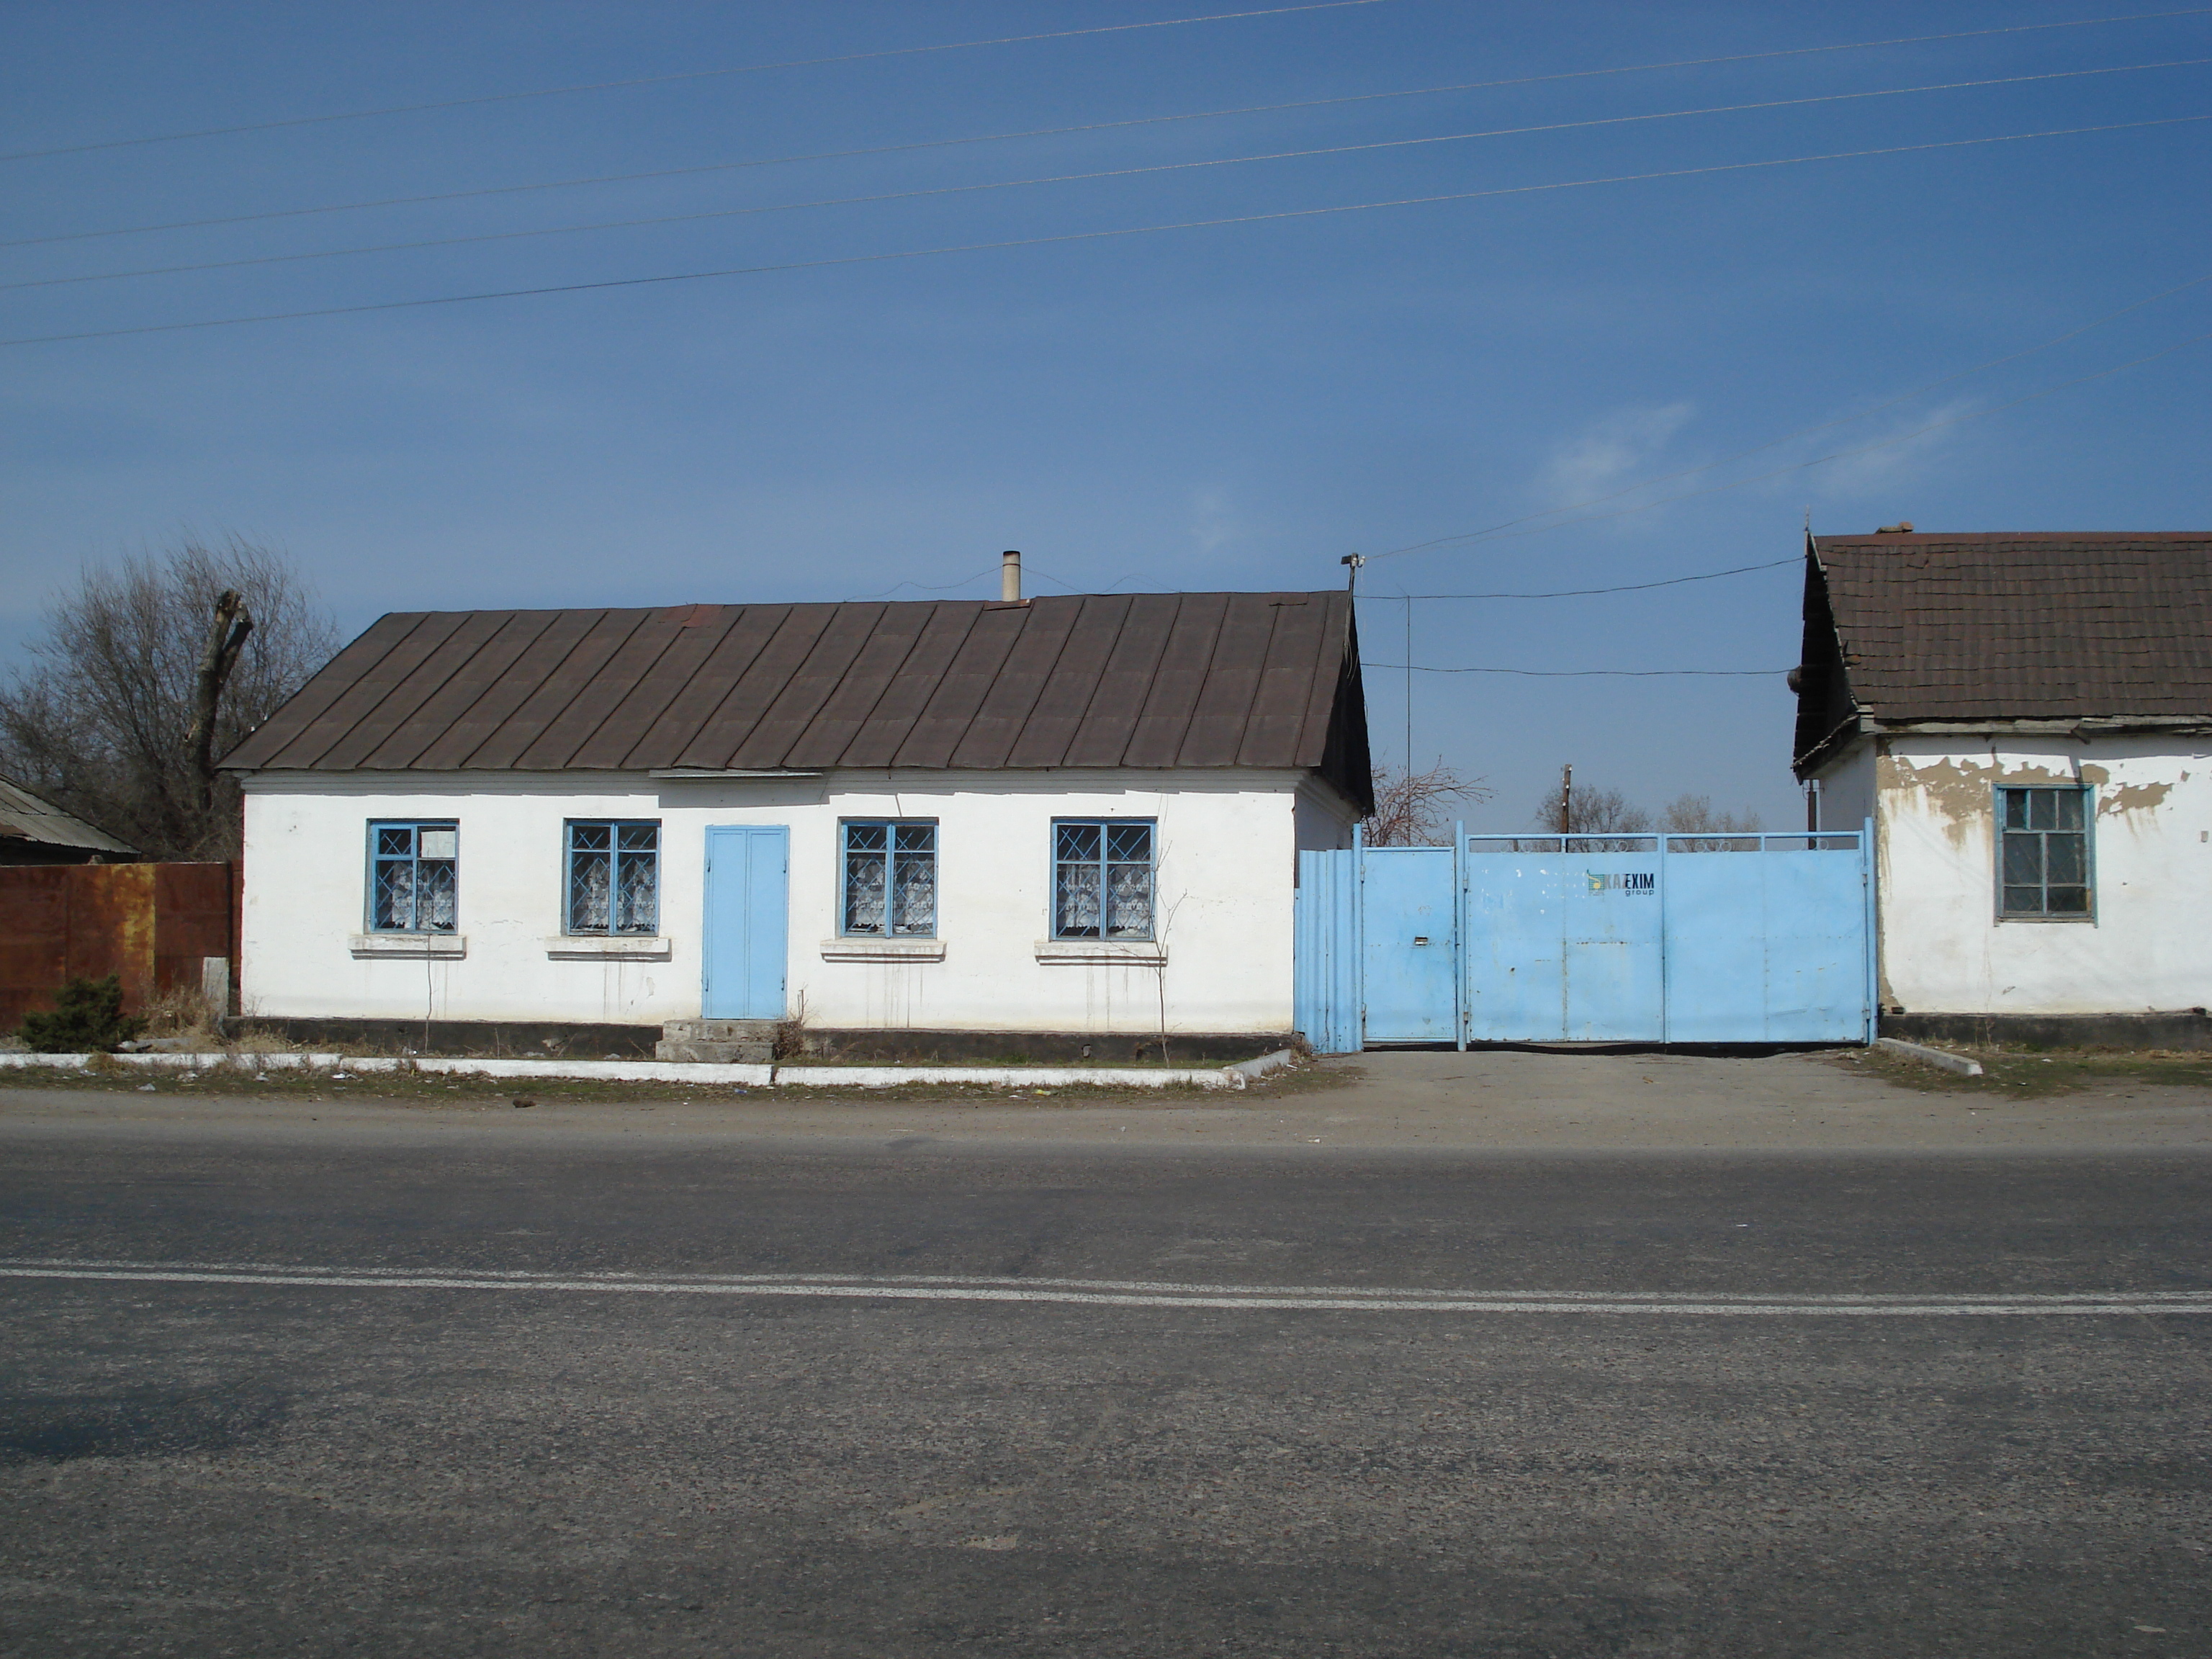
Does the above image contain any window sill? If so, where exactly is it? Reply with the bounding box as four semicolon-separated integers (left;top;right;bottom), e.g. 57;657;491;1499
1033;939;1166;967
544;935;672;960
350;933;466;959
820;938;945;963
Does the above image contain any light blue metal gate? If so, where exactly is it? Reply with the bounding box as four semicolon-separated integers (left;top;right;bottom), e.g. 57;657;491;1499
1295;829;1872;1052
1359;847;1458;1043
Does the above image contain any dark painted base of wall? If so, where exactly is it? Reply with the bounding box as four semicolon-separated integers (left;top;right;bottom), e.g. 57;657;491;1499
799;1029;1285;1065
238;1018;662;1058
235;1018;1287;1066
1883;1010;2212;1051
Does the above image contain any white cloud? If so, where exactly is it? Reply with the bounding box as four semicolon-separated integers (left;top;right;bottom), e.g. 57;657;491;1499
1189;486;1240;556
1807;397;1975;500
1540;403;1695;503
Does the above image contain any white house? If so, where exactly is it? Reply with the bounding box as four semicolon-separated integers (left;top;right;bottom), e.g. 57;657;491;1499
1792;529;2212;1044
220;576;1371;1058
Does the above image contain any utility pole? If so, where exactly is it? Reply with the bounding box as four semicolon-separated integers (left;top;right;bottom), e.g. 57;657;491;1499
1402;589;1412;772
1340;552;1365;593
1559;763;1573;835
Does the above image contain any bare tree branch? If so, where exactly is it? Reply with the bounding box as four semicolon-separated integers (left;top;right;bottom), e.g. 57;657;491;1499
1362;762;1492;848
0;536;336;860
1532;780;1652;835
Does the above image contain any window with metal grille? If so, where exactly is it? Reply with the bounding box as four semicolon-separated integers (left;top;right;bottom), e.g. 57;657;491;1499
1053;820;1155;939
1998;786;2091;918
369;822;458;932
842;821;937;936
566;822;660;935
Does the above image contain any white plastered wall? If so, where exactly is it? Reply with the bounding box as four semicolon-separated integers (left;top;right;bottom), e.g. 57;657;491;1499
1816;733;2212;1014
239;768;1318;1035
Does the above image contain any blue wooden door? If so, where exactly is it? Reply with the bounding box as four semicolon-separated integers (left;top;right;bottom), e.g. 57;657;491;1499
702;825;788;1020
1359;848;1457;1043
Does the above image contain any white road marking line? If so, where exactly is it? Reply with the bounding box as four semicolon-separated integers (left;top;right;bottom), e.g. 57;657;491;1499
1;1259;2207;1316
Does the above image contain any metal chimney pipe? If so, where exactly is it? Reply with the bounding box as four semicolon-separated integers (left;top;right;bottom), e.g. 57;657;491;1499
1001;550;1022;603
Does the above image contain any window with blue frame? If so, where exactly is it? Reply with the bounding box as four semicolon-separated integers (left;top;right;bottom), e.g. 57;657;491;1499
1998;786;2092;918
369;822;459;932
1053;820;1155;939
842;821;937;935
567;822;660;935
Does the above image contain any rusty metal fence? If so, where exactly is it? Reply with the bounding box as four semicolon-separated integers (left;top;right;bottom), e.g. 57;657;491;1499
0;862;236;1033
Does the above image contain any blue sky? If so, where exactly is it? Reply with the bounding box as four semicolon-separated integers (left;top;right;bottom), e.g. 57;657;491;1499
3;1;2208;829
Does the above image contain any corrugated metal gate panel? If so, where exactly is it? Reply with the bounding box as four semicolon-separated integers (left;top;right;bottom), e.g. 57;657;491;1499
1662;846;1869;1043
1563;853;1665;1041
1293;850;1360;1056
1462;853;1563;1043
1294;832;1871;1052
1359;848;1457;1043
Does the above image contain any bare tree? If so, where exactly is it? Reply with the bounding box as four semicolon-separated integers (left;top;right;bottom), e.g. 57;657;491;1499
1532;779;1653;835
1660;793;1763;834
1363;762;1492;847
0;536;338;860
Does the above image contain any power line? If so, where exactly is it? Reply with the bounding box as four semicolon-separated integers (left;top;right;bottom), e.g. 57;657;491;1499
16;58;2202;295
1364;661;1784;676
1370;269;2212;561
1398;557;1801;599
0;1;1399;165
841;565;1001;601
9;111;2203;349
12;10;2207;250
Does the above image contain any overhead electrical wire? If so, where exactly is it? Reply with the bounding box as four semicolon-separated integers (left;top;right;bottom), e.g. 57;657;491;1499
1362;661;1784;676
7;111;2204;349
1370;268;2212;561
0;1;1402;163
1400;558;1801;600
12;57;2201;295
12;10;2209;251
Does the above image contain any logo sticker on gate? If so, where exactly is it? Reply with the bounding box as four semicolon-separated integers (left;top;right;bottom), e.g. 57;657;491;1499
1586;871;1657;894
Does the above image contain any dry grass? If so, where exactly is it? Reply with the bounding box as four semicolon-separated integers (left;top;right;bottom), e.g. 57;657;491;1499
1838;1044;2212;1097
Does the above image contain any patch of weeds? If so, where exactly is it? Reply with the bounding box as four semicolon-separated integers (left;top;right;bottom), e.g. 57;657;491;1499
1838;1045;2212;1098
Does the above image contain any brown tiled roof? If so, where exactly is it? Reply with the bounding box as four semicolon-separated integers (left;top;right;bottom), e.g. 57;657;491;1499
221;592;1371;806
1809;532;2212;724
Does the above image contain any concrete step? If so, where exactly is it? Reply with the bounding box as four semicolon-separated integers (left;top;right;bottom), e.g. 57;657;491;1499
662;1020;780;1043
657;1018;778;1065
655;1037;773;1064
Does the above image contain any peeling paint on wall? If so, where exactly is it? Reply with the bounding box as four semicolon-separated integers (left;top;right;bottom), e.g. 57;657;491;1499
1874;752;2075;847
2090;775;2173;817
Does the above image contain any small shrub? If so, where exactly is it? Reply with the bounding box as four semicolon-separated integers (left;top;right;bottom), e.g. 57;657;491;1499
19;976;144;1053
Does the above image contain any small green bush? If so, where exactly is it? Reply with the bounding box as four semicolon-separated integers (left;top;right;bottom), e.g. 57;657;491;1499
19;975;143;1053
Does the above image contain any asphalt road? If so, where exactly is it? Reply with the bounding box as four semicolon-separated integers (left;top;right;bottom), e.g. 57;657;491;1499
3;1108;2210;1656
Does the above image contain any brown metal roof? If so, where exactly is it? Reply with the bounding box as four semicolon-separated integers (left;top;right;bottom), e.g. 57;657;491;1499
0;774;137;855
222;591;1372;808
1793;533;2212;768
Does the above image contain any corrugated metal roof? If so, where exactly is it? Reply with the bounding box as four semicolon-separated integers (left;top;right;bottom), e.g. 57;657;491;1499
0;774;138;854
1805;533;2212;727
222;591;1371;806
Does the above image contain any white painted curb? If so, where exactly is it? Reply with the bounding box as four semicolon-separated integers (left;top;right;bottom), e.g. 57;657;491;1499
0;1051;774;1086
1220;1048;1298;1089
768;1064;1231;1089
0;1049;1305;1090
1874;1038;1986;1078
